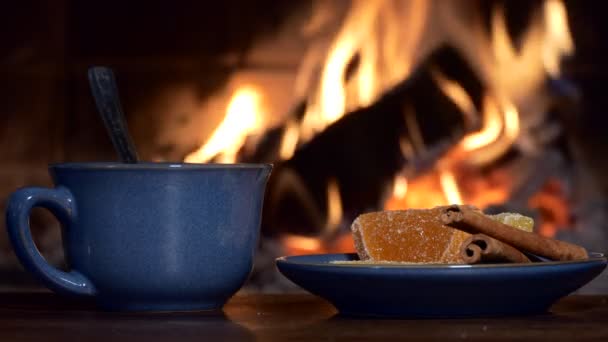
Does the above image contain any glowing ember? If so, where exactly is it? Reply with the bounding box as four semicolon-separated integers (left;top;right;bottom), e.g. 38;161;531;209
529;179;571;237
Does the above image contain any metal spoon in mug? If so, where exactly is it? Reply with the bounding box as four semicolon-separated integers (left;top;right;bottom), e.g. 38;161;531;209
88;66;139;163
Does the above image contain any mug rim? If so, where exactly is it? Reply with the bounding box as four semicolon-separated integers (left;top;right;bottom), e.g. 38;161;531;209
49;162;273;171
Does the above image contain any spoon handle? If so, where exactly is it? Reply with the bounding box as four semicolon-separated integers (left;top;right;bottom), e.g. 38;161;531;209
88;66;139;163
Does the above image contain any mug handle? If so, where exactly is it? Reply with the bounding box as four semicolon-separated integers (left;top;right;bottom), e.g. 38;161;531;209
5;186;96;297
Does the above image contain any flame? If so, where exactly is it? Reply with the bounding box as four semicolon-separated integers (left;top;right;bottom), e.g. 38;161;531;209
458;96;520;166
542;0;574;77
297;0;429;143
395;96;520;209
326;179;343;232
185;86;264;163
393;175;408;199
489;0;573;106
384;174;408;210
460;96;503;152
294;0;573;249
381;0;572;221
188;0;575;255
279;120;300;160
439;169;463;205
432;69;477;129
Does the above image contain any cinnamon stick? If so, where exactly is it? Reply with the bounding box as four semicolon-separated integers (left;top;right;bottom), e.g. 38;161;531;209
441;205;588;261
460;234;531;264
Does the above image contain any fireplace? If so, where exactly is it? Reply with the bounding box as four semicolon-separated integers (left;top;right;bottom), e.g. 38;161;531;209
1;0;607;292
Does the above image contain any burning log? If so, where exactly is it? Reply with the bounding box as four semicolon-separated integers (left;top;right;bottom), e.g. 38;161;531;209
238;101;307;163
261;47;482;236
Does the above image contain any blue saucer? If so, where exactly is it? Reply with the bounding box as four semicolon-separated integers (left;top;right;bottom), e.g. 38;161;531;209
276;253;607;318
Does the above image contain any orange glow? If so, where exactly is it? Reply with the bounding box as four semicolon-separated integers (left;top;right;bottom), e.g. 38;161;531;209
185;86;264;163
281;235;323;255
384;166;514;213
281;233;355;256
331;233;356;253
529;179;571;237
457;168;511;209
385;171;448;210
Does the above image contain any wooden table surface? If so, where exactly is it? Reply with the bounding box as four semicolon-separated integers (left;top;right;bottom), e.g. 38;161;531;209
0;292;607;341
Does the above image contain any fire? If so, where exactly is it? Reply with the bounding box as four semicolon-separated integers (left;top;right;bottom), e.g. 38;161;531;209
459;97;520;166
460;96;504;152
184;0;576;255
381;0;573;238
297;0;429;142
185;86;264;163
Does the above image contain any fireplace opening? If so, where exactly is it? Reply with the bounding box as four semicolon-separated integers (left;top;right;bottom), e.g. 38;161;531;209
1;0;607;293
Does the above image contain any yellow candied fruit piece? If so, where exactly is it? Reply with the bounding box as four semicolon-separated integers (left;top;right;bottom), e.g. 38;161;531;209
490;212;534;232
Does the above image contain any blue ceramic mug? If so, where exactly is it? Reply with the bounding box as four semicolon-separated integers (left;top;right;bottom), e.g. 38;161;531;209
5;162;271;311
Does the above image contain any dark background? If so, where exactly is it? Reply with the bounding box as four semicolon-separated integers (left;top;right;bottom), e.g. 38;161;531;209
0;0;605;170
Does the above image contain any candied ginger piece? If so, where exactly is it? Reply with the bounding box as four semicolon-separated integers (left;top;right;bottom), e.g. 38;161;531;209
490;212;534;232
351;207;470;263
